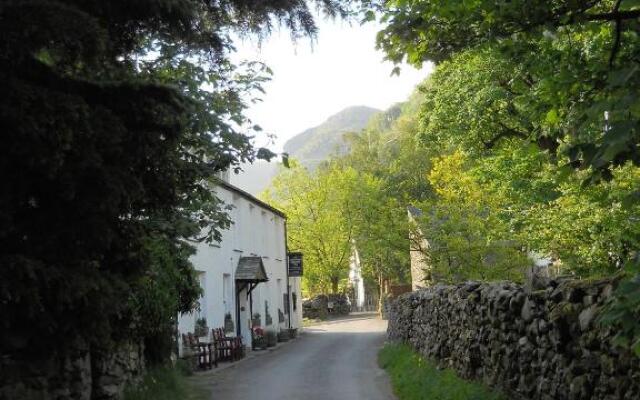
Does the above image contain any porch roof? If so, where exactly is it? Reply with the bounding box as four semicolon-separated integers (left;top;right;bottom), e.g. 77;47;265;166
235;256;268;282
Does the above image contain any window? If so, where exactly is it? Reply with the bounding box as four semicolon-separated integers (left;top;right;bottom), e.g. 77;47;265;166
231;197;240;250
261;210;268;254
223;273;231;314
292;292;297;311
277;279;282;306
274;217;284;259
283;293;289;315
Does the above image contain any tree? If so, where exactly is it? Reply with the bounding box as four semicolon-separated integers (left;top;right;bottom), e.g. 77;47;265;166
377;0;640;64
264;163;354;294
371;2;640;354
375;0;640;178
0;0;357;367
412;151;530;282
394;29;640;277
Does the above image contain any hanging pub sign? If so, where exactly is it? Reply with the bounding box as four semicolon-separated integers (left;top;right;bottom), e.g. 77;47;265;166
288;252;303;277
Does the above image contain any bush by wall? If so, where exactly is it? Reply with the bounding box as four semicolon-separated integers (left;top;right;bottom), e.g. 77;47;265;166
387;279;640;400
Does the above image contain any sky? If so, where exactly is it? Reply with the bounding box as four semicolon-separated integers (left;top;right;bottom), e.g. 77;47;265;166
232;17;432;153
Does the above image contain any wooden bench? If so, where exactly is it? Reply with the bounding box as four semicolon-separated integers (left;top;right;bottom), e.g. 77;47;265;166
212;328;244;362
182;332;215;369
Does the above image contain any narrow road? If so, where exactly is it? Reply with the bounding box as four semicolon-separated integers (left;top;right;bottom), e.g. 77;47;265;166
204;314;395;400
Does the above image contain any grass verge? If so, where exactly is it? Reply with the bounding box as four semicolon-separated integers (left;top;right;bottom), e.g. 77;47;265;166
123;363;209;400
378;343;503;400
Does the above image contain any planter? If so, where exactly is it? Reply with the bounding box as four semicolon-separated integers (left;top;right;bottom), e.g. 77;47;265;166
252;337;267;350
252;313;261;328
224;313;234;334
265;330;277;347
252;327;266;350
277;330;289;342
194;317;208;337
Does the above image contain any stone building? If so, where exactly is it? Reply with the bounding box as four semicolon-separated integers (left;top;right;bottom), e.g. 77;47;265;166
177;172;302;351
407;205;431;290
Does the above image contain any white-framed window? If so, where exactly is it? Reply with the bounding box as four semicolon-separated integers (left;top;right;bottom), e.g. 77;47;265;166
223;273;232;314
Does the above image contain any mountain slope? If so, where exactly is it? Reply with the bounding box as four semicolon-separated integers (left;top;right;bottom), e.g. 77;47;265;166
284;105;380;169
231;106;380;195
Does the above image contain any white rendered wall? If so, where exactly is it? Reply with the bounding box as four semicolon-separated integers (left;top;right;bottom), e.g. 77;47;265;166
177;184;301;353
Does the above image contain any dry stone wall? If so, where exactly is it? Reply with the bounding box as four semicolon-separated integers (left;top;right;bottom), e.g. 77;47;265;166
0;340;144;400
387;279;640;400
302;294;350;319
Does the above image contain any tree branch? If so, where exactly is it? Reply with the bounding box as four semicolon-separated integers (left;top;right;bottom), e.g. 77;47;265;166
609;0;624;67
584;9;640;22
484;123;529;149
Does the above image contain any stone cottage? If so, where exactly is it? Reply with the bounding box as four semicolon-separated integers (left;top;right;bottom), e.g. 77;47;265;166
407;205;431;290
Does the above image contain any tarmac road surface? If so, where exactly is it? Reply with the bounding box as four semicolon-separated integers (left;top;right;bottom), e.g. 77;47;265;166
204;313;395;400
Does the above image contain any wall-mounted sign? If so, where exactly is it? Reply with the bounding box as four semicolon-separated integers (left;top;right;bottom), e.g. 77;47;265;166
288;252;303;277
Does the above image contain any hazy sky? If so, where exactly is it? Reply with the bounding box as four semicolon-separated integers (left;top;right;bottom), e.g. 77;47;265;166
232;18;432;152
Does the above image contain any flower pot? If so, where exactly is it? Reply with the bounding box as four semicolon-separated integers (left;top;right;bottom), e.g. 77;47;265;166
252;337;267;350
265;331;277;347
277;330;289;342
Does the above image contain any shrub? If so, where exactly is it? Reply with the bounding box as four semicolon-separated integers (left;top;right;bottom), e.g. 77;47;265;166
265;330;277;347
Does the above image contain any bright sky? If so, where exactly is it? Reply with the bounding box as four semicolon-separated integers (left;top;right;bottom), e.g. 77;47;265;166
232;18;432;153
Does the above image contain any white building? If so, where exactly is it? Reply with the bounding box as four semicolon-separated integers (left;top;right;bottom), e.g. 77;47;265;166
348;244;366;311
178;176;302;351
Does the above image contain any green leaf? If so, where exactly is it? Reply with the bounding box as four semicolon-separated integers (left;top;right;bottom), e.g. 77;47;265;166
545;109;559;126
256;147;277;161
362;10;376;23
613;335;630;348
633;339;640;357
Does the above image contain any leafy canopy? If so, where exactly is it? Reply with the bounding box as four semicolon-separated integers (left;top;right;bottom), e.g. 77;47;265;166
0;0;356;361
376;0;640;178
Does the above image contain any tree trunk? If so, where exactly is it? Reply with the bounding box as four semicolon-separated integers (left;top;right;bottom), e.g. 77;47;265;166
331;277;339;294
377;273;383;314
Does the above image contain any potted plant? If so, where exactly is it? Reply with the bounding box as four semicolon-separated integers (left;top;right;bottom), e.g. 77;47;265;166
252;312;261;328
278;308;285;324
265;301;272;326
277;329;289;342
252;327;266;350
224;312;234;334
265;329;277;347
288;328;298;339
194;317;208;337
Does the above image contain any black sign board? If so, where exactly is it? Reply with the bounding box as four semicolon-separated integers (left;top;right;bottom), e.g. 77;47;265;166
288;252;303;277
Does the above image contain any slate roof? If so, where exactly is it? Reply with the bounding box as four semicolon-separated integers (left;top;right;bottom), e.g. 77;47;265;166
235;256;269;282
217;180;286;219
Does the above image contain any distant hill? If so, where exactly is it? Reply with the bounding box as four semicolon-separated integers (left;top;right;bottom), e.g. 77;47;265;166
283;105;380;170
230;106;380;195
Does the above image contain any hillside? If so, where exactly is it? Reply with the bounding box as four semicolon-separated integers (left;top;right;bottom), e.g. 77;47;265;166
231;106;381;194
283;105;380;169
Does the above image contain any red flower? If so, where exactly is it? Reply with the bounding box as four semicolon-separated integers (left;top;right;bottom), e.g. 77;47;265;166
252;327;264;339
